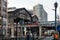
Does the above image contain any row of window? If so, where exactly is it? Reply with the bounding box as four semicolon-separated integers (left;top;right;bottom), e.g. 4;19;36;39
8;14;13;18
1;13;7;18
3;7;7;12
2;0;7;13
2;21;6;26
13;21;31;27
2;0;7;7
0;0;7;8
7;28;25;36
0;6;7;14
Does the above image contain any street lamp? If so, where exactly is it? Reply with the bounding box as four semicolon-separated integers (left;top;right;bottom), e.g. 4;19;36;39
54;2;58;31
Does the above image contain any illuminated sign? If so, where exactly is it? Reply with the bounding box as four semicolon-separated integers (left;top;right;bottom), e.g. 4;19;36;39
57;26;60;31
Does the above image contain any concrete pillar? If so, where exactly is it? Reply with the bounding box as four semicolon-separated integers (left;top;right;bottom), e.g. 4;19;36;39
39;26;42;38
5;28;7;36
11;28;14;38
6;19;9;36
24;27;26;35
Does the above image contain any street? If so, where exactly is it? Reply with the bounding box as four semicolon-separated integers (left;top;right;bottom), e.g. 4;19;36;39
41;37;54;40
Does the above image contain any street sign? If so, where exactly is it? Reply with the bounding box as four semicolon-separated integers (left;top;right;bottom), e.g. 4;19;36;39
57;26;60;31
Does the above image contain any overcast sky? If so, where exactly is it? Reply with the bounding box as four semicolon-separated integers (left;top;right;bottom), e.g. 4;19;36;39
8;0;60;21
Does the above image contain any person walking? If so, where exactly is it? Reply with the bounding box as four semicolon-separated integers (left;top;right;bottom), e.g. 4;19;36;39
26;31;32;40
53;33;59;40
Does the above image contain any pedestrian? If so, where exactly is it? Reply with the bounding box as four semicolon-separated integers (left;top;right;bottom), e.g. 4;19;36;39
55;33;59;40
26;31;32;40
53;33;59;40
26;31;29;40
32;33;35;40
32;32;37;40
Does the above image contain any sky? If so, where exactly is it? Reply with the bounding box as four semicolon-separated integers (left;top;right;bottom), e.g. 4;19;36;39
8;0;60;21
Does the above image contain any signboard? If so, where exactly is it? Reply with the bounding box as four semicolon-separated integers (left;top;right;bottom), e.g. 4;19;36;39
21;25;26;28
57;26;60;31
26;25;39;27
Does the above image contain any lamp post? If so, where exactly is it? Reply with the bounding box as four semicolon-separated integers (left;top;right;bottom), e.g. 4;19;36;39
54;2;58;31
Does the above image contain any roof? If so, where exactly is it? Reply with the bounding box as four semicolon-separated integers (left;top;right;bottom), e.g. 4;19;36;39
8;7;16;12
